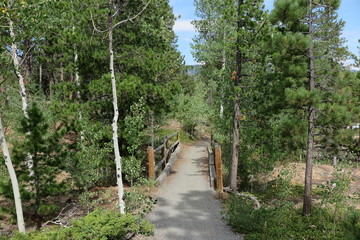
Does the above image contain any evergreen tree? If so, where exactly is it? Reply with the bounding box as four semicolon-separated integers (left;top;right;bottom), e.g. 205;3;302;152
193;0;267;191
270;0;355;215
13;104;66;228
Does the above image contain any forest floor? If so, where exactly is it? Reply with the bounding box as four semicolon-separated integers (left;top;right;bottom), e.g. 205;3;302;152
138;140;243;240
260;162;360;207
1;119;359;235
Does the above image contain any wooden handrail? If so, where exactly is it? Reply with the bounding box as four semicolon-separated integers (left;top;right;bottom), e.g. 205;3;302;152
148;131;180;179
154;131;179;153
154;144;164;153
154;140;179;173
166;131;179;140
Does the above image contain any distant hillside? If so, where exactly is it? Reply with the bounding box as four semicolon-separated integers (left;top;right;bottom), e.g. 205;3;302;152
186;65;201;76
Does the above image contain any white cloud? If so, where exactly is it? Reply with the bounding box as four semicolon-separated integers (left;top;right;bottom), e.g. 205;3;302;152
173;20;195;32
342;59;359;71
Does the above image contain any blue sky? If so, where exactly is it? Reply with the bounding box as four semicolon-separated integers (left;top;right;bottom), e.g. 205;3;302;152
170;0;360;67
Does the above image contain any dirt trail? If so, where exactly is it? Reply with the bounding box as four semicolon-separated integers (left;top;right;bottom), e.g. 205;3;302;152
140;141;243;240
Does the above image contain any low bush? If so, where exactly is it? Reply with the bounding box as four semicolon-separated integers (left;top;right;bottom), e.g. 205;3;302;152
225;196;360;240
10;209;153;240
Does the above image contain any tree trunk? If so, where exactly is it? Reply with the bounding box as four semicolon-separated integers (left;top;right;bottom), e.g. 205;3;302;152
303;0;315;216
230;0;244;191
74;40;84;141
108;0;125;214
0;116;26;233
60;62;64;82
8;18;34;178
230;97;240;191
8;19;29;119
39;64;42;91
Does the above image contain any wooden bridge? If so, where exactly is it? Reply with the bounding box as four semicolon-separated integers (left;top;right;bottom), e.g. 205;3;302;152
141;132;242;240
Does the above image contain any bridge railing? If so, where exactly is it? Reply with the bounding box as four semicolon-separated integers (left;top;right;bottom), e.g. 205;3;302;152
147;131;181;182
208;138;223;192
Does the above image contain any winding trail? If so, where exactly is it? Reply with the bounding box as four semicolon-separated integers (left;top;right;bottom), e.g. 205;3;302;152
141;141;243;240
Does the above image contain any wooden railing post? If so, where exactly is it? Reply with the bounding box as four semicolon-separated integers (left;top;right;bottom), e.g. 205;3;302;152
163;138;168;166
148;146;155;180
177;131;180;142
214;145;223;192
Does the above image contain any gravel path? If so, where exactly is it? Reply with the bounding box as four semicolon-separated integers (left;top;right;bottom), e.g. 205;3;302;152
140;141;243;240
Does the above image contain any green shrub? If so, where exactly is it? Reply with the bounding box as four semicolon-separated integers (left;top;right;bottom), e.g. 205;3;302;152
124;186;153;216
11;209;153;240
342;209;360;240
225;196;360;240
122;156;144;186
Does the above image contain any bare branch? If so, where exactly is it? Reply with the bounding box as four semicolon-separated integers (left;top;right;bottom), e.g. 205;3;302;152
19;45;34;66
112;0;151;29
112;8;119;18
42;203;83;228
0;78;7;86
224;187;261;210
90;11;109;33
295;47;310;58
253;18;267;39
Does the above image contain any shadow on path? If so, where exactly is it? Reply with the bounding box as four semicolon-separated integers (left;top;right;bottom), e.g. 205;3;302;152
142;141;242;240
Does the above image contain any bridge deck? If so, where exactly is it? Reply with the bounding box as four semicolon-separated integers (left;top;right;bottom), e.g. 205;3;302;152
140;141;243;240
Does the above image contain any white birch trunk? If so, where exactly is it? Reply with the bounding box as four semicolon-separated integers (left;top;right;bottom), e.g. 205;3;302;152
8;19;29;119
39;64;42;90
74;42;84;141
8;18;34;178
108;2;125;214
0;116;26;233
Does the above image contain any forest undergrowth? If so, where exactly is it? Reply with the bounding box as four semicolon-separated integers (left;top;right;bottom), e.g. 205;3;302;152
223;161;360;240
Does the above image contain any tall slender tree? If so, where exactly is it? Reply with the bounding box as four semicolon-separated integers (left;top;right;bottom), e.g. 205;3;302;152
194;0;266;191
90;0;151;214
270;0;351;215
0;116;25;233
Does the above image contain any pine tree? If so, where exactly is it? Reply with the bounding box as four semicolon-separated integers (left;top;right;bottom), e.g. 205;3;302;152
193;0;267;191
270;0;354;215
13;104;66;228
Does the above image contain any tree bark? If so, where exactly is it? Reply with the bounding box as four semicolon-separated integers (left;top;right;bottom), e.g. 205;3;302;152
39;64;42;91
0;116;26;233
8;18;34;178
73;35;84;141
8;19;29;119
108;0;125;214
230;0;244;191
230;97;240;191
303;0;315;216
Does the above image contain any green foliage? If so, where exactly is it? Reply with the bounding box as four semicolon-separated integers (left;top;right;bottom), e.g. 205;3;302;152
123;98;147;157
319;168;352;207
225;196;360;240
124;184;154;216
11;209;153;240
173;80;211;136
122;156;143;186
77;191;104;212
65;118;114;191
8;104;66;222
225;163;359;239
